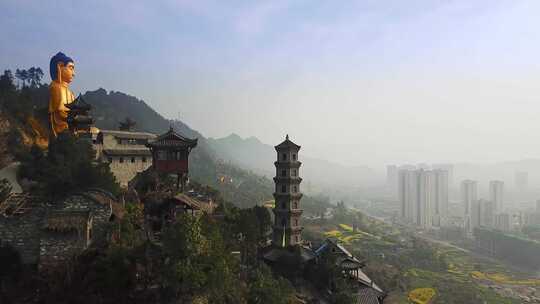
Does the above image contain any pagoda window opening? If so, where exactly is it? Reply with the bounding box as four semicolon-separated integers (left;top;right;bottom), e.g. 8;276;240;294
281;170;286;177
293;185;297;193
295;235;299;242
282;202;286;209
294;219;298;226
282;153;287;161
281;185;286;193
119;157;124;163
293;201;298;209
131;157;135;163
292;154;296;161
292;169;296;176
142;157;147;163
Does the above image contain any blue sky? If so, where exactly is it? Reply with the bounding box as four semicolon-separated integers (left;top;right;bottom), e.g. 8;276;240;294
2;1;540;168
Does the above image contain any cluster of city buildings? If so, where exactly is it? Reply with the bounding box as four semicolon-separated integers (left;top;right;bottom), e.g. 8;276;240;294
388;163;540;235
388;164;451;229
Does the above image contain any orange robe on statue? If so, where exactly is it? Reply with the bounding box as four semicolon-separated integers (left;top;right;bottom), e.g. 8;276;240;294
49;80;74;137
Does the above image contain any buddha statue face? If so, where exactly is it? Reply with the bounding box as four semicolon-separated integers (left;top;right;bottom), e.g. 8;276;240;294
49;52;75;84
58;61;75;84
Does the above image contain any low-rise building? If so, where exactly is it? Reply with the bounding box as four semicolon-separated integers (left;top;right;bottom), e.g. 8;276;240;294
95;130;156;187
494;213;511;232
0;190;123;270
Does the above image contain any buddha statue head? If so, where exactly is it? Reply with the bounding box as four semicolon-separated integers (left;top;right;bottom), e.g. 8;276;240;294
49;52;75;84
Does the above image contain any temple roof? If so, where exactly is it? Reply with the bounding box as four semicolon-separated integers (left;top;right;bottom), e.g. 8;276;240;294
44;210;92;232
354;286;384;304
275;134;301;150
146;127;198;149
103;149;152;156
171;193;202;211
99;130;156;140
262;244;316;263
66;94;92;111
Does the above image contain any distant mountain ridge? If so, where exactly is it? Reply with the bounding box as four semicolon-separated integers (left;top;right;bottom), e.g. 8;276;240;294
207;133;375;190
81;88;329;211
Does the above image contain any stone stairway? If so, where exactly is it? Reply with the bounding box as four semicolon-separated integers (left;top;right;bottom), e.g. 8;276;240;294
0;193;31;216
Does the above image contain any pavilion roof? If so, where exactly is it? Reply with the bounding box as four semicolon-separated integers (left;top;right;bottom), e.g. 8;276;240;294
354;285;385;304
66;94;92;111
172;193;203;211
146;127;198;149
103;149;152;156
275;134;301;150
99;130;156;140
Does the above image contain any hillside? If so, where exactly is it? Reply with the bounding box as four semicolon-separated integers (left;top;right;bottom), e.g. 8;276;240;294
82;89;330;211
208;133;375;191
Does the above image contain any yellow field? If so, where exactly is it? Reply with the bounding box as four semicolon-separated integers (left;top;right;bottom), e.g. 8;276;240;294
324;224;371;244
339;224;353;232
408;288;436;304
470;271;540;286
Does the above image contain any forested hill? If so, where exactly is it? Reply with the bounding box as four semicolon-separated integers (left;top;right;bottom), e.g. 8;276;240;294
83;88;218;186
82;88;330;211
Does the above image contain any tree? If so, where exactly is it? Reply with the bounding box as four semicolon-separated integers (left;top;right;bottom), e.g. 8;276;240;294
19;133;120;199
26;67;44;88
0;245;22;303
253;205;271;241
248;265;295;304
0;70;16;94
14;69;27;88
160;214;243;302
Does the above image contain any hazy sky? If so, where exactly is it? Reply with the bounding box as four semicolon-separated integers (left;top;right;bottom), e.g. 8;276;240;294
2;1;540;168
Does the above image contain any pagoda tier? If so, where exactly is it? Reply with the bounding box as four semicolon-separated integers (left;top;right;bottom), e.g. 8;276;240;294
272;134;304;247
66;94;94;136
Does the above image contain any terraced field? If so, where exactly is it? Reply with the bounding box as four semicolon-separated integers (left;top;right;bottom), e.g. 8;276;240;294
305;216;535;303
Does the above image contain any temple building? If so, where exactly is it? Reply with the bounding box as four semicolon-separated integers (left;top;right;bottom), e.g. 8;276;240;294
146;127;198;191
0;190;124;270
262;135;385;304
95;130;156;187
272;134;303;246
263;135;315;268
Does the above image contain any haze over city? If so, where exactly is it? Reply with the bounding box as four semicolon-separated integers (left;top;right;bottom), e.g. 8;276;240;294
2;0;540;168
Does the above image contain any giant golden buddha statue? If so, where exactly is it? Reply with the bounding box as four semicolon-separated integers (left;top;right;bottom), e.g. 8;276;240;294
49;52;75;137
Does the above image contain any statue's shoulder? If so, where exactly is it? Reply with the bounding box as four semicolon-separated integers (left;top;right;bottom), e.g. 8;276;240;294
49;81;62;92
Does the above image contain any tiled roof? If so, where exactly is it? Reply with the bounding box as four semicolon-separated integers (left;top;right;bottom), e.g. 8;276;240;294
44;210;91;231
99;130;156;140
275;134;301;150
146;127;198;148
262;245;316;263
103;149;152;156
354;286;384;304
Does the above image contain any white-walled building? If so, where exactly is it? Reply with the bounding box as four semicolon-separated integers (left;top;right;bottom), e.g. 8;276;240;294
95;130;157;187
489;180;504;213
494;213;511;232
461;180;478;233
398;168;449;229
471;199;494;230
